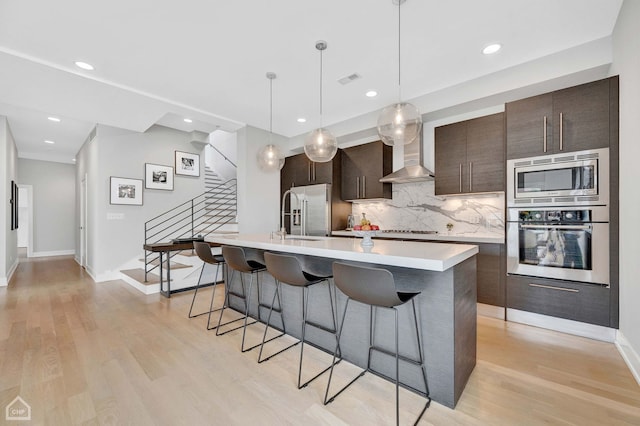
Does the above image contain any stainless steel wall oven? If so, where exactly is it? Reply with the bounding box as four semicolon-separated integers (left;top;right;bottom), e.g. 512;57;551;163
507;206;609;285
507;148;610;286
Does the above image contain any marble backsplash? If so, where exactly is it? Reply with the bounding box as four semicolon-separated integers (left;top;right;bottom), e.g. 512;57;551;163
350;181;505;237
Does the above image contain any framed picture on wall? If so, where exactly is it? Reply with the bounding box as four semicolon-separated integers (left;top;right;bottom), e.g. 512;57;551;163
110;176;143;205
145;163;174;190
175;151;200;177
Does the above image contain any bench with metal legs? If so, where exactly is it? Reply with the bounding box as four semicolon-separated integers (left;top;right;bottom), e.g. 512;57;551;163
260;252;342;389
324;262;431;426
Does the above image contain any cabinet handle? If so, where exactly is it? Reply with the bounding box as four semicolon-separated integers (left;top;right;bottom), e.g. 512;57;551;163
313;163;316;181
308;162;311;181
459;164;463;193
543;116;547;153
362;175;366;198
528;283;579;293
469;162;472;192
356;176;360;198
559;112;564;151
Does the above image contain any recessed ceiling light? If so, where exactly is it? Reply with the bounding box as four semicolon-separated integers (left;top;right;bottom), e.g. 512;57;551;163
297;118;307;123
74;61;94;70
48;116;61;122
44;140;55;144
184;118;193;123
366;90;378;98
72;158;76;162
482;43;502;55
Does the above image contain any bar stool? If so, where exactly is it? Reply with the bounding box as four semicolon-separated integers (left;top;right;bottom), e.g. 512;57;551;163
324;262;431;426
216;245;282;353
188;242;226;330
260;252;341;389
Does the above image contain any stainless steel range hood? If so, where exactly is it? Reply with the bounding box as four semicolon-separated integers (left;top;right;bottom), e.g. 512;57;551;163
379;134;435;183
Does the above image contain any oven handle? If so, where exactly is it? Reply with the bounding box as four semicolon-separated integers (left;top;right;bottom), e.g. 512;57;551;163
519;224;592;230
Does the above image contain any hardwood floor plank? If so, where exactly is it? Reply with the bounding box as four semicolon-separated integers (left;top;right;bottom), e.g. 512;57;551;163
1;254;638;425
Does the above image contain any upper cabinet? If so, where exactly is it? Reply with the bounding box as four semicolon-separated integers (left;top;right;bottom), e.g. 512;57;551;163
280;152;335;193
435;112;505;195
506;77;616;159
341;141;392;201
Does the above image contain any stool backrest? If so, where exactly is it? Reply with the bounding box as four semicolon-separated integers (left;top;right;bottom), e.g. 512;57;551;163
194;242;221;265
332;262;403;308
222;245;255;273
264;252;310;287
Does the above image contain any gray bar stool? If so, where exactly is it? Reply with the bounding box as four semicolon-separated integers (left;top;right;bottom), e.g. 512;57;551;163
188;242;226;330
216;245;282;353
324;262;431;426
261;252;341;389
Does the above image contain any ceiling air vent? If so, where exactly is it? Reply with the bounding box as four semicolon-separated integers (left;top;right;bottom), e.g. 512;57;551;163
338;73;362;85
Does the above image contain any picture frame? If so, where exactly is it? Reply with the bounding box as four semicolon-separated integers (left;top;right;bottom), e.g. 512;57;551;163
110;176;143;205
145;163;174;190
175;151;200;177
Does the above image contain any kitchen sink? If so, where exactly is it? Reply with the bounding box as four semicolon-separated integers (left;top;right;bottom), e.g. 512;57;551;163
285;237;321;241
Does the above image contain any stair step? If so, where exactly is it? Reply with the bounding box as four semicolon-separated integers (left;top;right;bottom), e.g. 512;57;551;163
139;259;193;270
121;268;171;285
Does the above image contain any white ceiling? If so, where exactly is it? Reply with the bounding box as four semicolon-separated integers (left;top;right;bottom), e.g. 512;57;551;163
0;0;623;164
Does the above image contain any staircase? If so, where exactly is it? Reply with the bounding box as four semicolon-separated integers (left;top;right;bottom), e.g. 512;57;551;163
120;171;237;295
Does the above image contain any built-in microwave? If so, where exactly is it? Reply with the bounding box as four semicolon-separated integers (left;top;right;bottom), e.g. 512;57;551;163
507;148;609;207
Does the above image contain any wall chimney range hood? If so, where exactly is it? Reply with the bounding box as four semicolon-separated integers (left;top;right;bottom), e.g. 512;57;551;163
379;134;435;183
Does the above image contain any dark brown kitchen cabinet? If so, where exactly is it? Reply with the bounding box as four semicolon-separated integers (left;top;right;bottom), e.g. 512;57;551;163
435;112;505;195
476;243;505;307
506;274;611;327
341;141;392;200
280;152;333;191
506;77;615;159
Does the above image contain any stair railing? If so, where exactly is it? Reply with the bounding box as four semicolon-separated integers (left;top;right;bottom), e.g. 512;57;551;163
143;178;237;281
208;143;237;168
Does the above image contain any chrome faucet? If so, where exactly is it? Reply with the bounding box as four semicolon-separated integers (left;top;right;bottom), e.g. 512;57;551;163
280;189;301;238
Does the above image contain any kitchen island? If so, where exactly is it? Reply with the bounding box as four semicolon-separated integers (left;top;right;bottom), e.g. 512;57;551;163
205;233;478;408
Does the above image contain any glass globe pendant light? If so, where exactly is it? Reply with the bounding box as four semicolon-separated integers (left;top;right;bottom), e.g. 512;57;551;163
377;0;422;146
257;72;285;172
304;40;337;163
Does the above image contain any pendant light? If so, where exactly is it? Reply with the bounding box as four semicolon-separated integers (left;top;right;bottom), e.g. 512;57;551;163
257;72;285;172
304;40;337;163
377;0;422;146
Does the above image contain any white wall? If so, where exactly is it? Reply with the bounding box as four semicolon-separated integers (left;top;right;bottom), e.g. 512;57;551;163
207;130;238;182
17;187;28;247
611;0;640;378
75;124;207;281
236;125;287;234
18;159;75;255
0;116;19;286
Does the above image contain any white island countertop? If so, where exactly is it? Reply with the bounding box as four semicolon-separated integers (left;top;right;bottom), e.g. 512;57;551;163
205;233;478;272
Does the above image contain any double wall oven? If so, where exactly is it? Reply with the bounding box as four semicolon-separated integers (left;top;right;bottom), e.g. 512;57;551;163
506;148;610;286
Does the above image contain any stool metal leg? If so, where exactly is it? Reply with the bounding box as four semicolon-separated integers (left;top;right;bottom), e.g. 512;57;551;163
215;269;257;336
297;281;342;389
205;262;225;330
187;260;208;318
324;298;366;405
257;280;297;363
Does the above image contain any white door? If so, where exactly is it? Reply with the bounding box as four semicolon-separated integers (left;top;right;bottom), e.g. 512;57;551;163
80;176;87;268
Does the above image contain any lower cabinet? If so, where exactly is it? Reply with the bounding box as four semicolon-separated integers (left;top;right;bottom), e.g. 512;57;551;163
506;275;611;327
476;243;505;307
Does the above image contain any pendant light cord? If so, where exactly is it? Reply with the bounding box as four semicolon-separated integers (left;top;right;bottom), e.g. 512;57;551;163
269;76;273;134
398;0;402;102
319;47;324;128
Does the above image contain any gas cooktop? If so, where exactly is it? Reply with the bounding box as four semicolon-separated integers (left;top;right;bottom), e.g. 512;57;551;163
381;230;439;235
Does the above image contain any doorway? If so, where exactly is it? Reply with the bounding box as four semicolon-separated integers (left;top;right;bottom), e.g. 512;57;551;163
16;184;33;257
80;176;87;268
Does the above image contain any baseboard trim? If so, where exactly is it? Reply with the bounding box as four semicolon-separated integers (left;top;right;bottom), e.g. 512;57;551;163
0;259;19;286
616;331;640;386
30;249;75;258
477;303;505;320
506;308;617;342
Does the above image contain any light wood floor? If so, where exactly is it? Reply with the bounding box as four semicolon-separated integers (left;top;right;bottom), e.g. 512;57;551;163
1;254;639;425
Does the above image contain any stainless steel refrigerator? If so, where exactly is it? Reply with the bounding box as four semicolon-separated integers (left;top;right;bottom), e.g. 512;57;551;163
289;184;331;236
